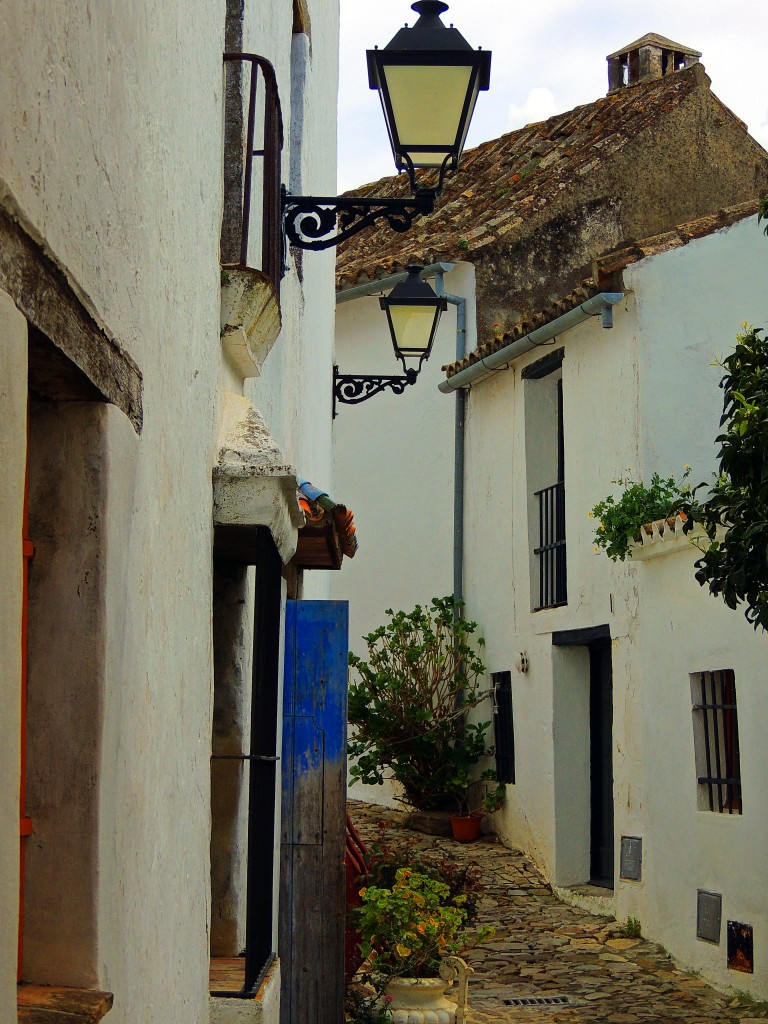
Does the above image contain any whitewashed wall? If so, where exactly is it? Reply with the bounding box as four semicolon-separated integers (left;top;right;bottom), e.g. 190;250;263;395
463;214;768;996
0;0;340;1021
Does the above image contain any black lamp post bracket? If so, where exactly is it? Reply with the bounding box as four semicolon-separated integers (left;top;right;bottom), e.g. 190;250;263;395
282;187;435;251
333;367;418;415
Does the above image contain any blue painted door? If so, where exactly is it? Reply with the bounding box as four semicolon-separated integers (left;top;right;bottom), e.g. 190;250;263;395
279;600;349;1024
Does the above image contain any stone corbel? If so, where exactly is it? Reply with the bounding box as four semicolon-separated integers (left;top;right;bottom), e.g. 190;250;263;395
220;267;282;378
213;393;303;563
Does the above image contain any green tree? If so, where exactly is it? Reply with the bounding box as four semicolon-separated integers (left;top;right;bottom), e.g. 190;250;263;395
683;324;768;629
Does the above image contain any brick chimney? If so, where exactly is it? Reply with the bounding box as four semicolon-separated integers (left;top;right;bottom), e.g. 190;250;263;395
607;33;701;92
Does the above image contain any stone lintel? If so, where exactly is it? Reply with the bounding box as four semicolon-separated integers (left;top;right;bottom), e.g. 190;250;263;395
0;193;143;432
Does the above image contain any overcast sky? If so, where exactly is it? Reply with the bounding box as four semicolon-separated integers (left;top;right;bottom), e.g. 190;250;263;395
337;0;767;193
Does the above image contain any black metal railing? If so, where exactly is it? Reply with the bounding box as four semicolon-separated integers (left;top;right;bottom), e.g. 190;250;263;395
534;480;567;609
222;53;284;293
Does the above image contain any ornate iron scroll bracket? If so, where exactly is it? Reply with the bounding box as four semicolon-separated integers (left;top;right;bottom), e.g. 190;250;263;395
333;366;418;416
283;187;435;252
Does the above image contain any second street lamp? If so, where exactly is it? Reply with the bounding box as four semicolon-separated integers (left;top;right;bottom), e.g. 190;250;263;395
380;264;448;373
334;265;447;413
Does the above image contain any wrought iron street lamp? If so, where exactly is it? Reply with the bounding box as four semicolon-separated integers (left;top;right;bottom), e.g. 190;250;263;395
283;1;491;250
333;265;447;412
367;0;492;193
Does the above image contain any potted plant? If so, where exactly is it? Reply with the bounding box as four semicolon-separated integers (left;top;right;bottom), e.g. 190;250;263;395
589;468;691;561
348;597;496;815
448;774;505;843
355;865;492;1023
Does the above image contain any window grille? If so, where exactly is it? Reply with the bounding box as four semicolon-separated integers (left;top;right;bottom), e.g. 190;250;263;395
691;669;742;814
534;479;567;608
492;671;515;784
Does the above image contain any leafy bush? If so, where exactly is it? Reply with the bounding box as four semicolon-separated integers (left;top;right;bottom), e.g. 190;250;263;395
363;827;485;927
357;868;491;981
681;325;768;629
589;469;691;561
347;597;493;812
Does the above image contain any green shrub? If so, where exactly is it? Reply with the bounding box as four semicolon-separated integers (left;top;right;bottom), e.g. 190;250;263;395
347;597;493;812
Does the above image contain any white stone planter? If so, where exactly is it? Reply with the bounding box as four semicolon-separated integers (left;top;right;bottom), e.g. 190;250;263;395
382;957;473;1024
220;266;281;378
384;977;458;1024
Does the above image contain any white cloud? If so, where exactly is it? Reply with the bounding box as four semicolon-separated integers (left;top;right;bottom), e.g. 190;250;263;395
507;88;559;132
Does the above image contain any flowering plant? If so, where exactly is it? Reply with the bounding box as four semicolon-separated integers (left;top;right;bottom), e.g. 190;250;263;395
357;868;492;982
589;468;691;561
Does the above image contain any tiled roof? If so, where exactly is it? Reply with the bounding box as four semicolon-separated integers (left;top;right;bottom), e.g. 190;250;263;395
591;200;760;278
606;33;701;59
336;63;719;287
296;478;358;569
442;280;602;378
442;200;760;379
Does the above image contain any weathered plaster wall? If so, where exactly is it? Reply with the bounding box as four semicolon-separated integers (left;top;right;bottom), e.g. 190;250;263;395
1;1;224;1021
248;0;339;604
0;291;26;1022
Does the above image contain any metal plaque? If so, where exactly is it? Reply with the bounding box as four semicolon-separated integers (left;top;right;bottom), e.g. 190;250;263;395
696;890;722;943
619;836;642;881
727;921;754;974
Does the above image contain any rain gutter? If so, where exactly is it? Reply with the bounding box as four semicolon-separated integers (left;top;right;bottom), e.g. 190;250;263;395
438;292;625;393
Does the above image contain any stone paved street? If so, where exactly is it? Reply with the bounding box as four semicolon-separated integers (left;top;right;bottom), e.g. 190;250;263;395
348;801;768;1024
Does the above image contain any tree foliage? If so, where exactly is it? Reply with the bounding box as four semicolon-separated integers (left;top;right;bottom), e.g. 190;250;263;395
682;325;768;629
347;596;492;812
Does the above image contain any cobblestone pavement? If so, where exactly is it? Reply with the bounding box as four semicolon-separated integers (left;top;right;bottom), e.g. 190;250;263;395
348;801;768;1024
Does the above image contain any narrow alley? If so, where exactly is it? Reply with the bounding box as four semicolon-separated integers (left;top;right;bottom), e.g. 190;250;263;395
349;802;768;1024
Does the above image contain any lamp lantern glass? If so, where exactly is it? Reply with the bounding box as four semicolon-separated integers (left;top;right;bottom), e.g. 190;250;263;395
379;264;448;370
367;0;491;182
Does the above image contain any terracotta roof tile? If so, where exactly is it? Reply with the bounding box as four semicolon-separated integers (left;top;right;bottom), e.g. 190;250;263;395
336;65;713;288
442;200;759;379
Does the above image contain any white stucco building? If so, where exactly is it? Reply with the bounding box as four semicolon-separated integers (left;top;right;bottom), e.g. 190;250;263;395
1;2;350;1023
333;35;768;1001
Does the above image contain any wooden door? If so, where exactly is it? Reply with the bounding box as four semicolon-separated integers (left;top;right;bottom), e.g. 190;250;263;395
280;600;349;1024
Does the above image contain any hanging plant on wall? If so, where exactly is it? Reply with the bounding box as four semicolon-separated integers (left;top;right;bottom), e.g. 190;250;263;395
589;469;691;561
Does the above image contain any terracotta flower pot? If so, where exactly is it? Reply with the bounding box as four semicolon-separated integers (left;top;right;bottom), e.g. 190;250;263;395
449;814;482;843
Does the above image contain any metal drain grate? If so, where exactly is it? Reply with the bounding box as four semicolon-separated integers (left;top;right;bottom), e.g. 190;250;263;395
503;995;571;1007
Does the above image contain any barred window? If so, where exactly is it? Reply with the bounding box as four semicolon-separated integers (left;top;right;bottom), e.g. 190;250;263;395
691;670;742;814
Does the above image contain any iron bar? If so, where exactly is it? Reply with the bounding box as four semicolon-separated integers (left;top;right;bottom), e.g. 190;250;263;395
223;54;284;291
534;480;566;609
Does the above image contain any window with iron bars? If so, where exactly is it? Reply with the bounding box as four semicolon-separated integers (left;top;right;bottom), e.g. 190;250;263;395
690;669;742;814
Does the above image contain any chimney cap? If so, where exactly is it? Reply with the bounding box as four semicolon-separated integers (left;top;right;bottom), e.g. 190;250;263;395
607;33;701;61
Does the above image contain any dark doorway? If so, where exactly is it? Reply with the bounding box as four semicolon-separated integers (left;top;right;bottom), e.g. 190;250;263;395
589;640;614;888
